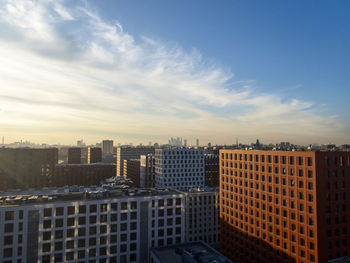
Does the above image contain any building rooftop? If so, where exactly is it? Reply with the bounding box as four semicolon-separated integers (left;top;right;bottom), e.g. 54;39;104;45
328;257;350;263
178;187;219;193
56;162;116;167
150;241;233;263
0;186;181;207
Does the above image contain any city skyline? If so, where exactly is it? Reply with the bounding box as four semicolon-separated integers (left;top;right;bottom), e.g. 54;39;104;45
0;0;349;145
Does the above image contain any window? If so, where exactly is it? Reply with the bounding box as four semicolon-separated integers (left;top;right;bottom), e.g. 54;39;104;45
79;205;86;214
100;204;108;212
120;202;127;210
43;220;51;229
43;232;51;241
44;208;52;217
4;236;13;245
67;206;75;215
90;204;97;213
56;207;64;216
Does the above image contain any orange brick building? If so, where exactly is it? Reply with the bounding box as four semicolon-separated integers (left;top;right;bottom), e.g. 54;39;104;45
219;149;350;263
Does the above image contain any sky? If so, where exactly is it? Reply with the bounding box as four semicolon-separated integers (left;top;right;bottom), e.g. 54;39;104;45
0;0;349;146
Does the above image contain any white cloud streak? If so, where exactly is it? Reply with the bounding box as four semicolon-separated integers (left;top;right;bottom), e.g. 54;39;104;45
0;0;345;144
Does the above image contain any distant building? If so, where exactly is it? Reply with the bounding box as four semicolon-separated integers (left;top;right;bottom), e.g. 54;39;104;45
67;147;81;164
150;241;232;263
178;188;220;245
102;140;114;155
0;187;185;263
76;139;85;147
154;148;205;190
196;138;199;146
87;147;102;163
204;153;219;187
123;159;141;187
0;148;58;190
220;149;350;263
117;147;155;177
140;154;155;187
54;163;116;186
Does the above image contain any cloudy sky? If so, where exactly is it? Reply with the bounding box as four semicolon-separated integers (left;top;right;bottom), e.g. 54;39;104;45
0;0;349;145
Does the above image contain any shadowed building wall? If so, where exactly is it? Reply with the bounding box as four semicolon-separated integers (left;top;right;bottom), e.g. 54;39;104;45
0;148;58;190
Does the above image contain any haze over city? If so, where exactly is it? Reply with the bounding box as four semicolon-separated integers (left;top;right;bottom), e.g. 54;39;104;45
0;0;349;145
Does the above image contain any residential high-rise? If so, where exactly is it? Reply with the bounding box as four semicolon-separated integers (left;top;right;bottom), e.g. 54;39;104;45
123;159;141;187
205;153;219;187
140;154;155;187
117;147;155;177
0;187;185;263
0;148;58;190
67;147;81;164
102;140;114;155
154;148;205;190
178;187;220;245
88;147;102;164
219;149;350;263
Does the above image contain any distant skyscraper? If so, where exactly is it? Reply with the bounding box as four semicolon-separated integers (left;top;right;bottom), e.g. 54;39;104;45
196;138;199;146
77;139;85;147
184;139;187;147
154;148;205;190
102;140;113;155
87;147;102;163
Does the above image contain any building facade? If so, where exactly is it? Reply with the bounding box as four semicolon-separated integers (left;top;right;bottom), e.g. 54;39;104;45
140;154;155;187
102;140;114;155
205;153;219;187
88;147;102;164
123;160;141;187
54;163;116;187
179;188;220;245
219;149;350;263
0;148;58;191
67;147;81;164
117;147;155;177
0;187;185;263
154;148;205;190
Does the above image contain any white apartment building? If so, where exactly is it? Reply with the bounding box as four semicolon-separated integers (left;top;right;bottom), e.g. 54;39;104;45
0;187;185;263
154;148;205;190
178;188;220;246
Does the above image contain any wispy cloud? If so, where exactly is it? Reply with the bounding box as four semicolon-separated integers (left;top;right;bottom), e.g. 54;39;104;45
0;0;345;144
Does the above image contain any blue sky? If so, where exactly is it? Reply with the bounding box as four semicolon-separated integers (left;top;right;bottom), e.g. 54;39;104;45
0;0;349;145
